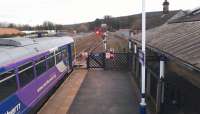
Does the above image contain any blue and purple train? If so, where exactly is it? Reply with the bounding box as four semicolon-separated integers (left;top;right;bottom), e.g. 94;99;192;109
0;36;75;114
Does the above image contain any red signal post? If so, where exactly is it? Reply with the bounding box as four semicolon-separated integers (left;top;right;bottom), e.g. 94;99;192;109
110;49;114;59
95;27;104;36
95;30;100;36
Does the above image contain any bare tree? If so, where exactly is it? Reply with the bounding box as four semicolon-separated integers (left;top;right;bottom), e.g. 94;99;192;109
42;21;55;30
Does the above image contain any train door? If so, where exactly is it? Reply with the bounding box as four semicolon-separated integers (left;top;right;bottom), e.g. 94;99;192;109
67;44;73;69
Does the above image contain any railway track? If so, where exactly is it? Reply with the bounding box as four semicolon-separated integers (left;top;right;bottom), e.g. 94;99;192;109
74;32;128;66
74;33;104;66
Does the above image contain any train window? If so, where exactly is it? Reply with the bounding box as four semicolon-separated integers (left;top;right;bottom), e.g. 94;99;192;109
18;62;34;87
0;70;17;102
36;57;47;76
62;49;68;59
47;53;55;69
56;51;62;64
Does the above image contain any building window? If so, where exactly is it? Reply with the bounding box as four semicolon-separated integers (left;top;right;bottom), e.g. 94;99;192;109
0;70;17;102
36;57;47;76
18;62;35;87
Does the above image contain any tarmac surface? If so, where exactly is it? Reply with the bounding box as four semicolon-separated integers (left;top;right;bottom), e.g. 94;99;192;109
68;70;139;114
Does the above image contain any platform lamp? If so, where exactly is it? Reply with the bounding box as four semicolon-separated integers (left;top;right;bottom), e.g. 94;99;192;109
140;0;147;114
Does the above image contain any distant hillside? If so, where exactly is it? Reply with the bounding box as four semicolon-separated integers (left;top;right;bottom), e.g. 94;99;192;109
63;10;179;32
116;10;179;30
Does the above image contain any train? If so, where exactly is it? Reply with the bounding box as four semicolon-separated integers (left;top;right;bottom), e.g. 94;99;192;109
0;36;75;114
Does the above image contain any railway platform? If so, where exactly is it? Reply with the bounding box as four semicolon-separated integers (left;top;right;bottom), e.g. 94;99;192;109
38;69;140;114
38;69;88;114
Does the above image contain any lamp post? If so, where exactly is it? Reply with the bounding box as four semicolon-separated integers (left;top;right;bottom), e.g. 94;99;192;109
140;0;147;114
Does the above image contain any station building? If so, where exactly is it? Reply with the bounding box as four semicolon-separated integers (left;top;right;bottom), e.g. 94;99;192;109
131;6;200;114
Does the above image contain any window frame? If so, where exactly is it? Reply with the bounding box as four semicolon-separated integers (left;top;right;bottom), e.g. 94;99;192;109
18;61;35;87
35;56;47;77
0;69;17;102
55;50;62;64
0;69;16;84
47;52;56;69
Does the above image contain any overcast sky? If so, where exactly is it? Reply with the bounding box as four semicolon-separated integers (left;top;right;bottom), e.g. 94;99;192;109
0;0;200;25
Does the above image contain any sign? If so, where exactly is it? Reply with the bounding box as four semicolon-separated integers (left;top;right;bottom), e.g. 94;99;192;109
94;53;100;57
81;52;88;58
139;49;145;65
110;53;114;59
106;52;111;59
101;24;107;29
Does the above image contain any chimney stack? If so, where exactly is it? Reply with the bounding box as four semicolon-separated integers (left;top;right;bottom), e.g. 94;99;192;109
163;0;169;14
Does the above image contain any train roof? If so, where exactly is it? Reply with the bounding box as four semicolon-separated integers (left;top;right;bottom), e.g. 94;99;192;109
0;36;74;67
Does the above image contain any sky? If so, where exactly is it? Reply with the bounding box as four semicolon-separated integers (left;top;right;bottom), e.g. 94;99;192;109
0;0;200;25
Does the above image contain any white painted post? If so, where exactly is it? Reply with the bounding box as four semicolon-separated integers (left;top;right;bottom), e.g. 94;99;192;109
104;39;107;51
160;60;165;103
102;24;108;52
160;61;165;78
128;33;132;50
156;59;165;113
129;40;132;50
104;32;107;51
140;0;147;113
134;44;137;54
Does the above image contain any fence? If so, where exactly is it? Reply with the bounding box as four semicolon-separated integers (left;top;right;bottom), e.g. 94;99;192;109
87;52;131;70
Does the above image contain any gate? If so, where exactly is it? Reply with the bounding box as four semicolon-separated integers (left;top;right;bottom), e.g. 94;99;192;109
105;53;131;70
87;53;105;68
87;52;131;70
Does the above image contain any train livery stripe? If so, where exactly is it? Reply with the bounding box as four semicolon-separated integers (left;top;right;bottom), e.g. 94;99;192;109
16;67;61;107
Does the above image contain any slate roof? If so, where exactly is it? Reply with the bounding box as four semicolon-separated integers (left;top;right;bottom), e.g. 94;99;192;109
133;10;200;70
169;8;200;23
